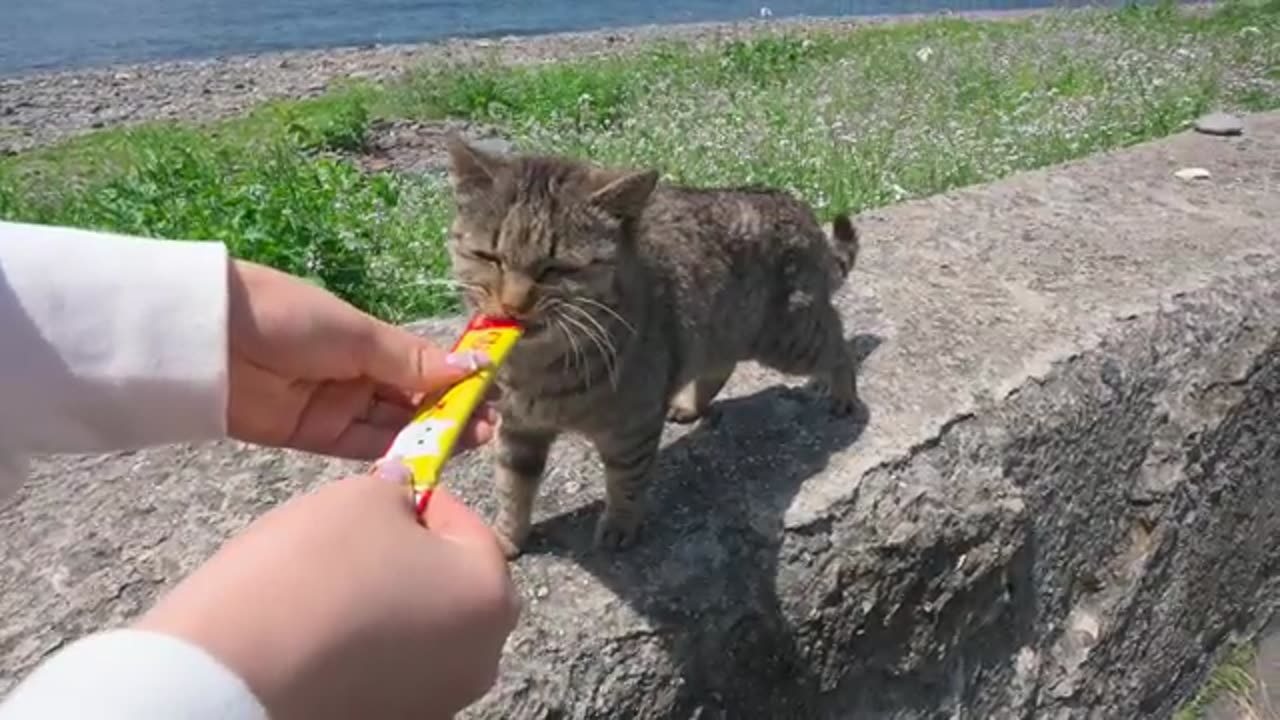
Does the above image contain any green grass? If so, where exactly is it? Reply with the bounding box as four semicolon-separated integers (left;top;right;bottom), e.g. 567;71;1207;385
0;126;456;320
2;0;1278;320
1175;642;1260;720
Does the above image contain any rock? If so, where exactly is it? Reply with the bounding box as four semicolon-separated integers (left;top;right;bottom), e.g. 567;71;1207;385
4;115;1280;718
1195;112;1244;137
469;135;515;156
1174;166;1212;181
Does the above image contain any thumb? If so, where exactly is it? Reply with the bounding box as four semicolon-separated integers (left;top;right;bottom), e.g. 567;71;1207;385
360;319;490;393
423;488;507;559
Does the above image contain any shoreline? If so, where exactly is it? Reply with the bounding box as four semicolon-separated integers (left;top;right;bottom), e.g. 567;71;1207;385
0;8;1058;154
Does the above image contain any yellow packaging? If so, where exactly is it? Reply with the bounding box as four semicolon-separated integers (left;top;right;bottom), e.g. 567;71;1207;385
380;315;523;515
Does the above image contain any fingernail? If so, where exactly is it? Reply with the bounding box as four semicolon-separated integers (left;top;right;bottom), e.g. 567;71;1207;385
445;350;491;373
372;458;412;485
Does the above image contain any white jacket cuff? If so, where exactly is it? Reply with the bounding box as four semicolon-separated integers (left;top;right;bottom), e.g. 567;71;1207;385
0;629;267;720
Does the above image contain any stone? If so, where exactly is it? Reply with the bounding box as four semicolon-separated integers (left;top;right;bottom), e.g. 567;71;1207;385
3;114;1280;719
1174;166;1212;181
1195;112;1245;137
469;135;515;156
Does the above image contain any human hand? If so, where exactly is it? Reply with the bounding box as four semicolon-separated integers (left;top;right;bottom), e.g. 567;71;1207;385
226;258;495;458
135;467;520;720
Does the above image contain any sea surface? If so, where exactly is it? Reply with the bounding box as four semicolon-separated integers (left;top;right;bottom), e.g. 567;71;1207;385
2;0;1073;76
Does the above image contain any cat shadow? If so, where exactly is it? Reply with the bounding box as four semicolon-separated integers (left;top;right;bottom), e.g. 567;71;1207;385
525;333;882;717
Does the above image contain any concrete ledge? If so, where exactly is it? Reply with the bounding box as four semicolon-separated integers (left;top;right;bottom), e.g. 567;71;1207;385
2;112;1278;717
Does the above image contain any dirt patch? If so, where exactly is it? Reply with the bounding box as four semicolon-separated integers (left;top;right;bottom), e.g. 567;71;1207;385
351;119;514;177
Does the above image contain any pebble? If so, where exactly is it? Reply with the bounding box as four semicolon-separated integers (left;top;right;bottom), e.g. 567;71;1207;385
1194;112;1244;137
1173;167;1212;181
471;136;515;156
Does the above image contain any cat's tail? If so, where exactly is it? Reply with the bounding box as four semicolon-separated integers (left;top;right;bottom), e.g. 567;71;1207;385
827;213;859;279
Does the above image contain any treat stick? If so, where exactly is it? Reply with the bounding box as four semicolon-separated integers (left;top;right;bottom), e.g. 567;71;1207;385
378;315;523;516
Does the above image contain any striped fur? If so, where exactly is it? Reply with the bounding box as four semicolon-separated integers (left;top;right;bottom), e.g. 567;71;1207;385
446;135;860;556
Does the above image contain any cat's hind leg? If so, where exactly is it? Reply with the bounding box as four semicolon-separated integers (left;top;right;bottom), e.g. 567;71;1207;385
755;303;858;416
666;366;733;424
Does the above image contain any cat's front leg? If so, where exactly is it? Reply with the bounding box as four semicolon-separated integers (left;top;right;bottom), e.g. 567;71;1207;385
591;413;666;550
493;422;558;559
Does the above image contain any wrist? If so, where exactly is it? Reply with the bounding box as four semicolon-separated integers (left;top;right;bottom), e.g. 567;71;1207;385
132;558;317;718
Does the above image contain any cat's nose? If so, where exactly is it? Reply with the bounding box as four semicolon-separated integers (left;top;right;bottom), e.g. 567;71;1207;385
500;297;534;317
498;277;536;317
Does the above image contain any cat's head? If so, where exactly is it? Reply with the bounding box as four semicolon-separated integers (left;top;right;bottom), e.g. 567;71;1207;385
444;134;658;329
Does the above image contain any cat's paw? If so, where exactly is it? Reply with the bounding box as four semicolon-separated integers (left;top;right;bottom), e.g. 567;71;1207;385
828;394;858;417
492;516;529;560
666;404;703;424
667;403;723;426
665;406;700;424
593;514;641;551
494;530;524;560
808;375;858;417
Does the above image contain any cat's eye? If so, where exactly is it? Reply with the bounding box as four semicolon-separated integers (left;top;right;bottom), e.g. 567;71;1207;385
468;250;502;267
537;263;578;282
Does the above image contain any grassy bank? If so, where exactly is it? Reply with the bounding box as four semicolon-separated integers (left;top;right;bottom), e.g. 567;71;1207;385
2;0;1278;320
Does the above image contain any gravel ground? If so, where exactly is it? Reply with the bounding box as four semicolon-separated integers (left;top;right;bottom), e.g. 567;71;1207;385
0;10;1053;154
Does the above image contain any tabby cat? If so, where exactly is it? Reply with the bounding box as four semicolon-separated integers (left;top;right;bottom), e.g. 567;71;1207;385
445;135;861;557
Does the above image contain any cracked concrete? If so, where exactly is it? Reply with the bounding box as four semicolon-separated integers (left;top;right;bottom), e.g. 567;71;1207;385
2;112;1279;718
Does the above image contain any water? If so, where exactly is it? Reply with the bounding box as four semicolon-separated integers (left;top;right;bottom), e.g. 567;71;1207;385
1;0;1066;77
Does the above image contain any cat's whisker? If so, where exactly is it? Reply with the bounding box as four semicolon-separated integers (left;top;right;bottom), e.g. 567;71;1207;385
544;300;583;383
395;277;476;292
556;305;610;387
563;301;619;357
575;297;636;337
389;277;487;305
557;318;581;380
553;308;602;390
560;302;620;389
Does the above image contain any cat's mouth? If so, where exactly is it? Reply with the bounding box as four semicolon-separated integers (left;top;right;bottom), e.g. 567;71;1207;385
512;315;550;336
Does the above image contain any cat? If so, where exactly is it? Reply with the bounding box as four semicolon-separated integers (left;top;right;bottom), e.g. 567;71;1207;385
444;134;861;557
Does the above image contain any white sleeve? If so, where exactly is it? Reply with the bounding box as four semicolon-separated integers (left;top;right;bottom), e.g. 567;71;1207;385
0;630;268;720
0;221;230;499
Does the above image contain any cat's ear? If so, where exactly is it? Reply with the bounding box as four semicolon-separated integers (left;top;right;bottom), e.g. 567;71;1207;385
589;169;659;219
446;133;505;196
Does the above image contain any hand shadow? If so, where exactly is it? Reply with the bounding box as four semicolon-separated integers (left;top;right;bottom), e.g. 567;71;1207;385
521;334;882;718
